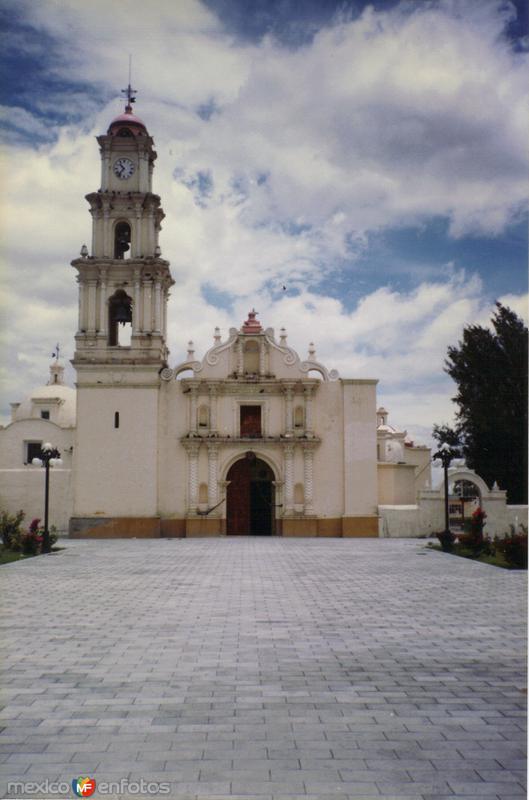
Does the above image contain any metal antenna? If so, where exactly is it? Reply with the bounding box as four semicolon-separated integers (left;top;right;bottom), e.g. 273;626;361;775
121;56;137;113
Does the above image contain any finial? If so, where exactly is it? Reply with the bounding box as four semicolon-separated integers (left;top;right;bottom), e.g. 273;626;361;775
308;342;316;358
279;327;287;345
214;327;221;343
121;56;137;113
187;340;195;359
154;245;161;257
242;309;263;333
80;244;88;258
51;344;61;362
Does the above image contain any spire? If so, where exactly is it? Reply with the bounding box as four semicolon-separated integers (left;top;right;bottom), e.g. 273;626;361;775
121;55;137;113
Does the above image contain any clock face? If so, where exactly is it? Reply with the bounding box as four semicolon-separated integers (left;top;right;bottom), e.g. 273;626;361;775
113;157;135;180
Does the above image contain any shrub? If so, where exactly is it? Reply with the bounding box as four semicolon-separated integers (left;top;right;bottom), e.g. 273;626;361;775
458;508;487;555
495;528;528;569
19;530;43;556
436;530;456;551
0;510;25;548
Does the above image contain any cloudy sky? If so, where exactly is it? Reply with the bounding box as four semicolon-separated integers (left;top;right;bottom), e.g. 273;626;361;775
1;0;527;446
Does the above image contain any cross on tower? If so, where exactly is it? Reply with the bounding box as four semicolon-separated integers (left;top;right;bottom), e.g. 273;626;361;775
121;82;137;114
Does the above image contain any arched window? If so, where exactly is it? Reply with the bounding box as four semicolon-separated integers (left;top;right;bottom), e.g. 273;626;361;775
114;222;131;259
243;340;260;374
117;128;133;137
108;290;132;346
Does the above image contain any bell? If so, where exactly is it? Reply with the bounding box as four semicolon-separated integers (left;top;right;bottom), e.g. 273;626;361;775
113;301;131;325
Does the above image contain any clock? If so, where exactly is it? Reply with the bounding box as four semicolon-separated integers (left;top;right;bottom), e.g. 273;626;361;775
113;157;135;180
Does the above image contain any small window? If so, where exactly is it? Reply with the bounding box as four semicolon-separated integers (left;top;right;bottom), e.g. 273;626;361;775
114;412;120;429
240;406;261;437
40;410;50;420
25;441;42;464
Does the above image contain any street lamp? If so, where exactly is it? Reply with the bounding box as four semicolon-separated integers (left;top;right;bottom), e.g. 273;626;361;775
433;442;453;541
32;443;62;554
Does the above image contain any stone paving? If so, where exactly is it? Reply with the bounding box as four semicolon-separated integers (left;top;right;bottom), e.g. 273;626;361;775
0;537;526;800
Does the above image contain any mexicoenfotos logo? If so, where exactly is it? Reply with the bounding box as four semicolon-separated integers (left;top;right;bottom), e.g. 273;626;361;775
72;777;97;797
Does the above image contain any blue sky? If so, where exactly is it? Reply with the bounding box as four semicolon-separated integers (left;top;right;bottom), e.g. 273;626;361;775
0;0;527;450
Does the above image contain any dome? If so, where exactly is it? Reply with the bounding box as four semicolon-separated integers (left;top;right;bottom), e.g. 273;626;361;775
107;110;147;136
15;383;76;428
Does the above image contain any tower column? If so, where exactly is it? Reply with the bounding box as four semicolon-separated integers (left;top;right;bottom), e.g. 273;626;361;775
154;276;162;333
133;271;141;334
87;278;98;334
134;202;143;257
98;269;108;337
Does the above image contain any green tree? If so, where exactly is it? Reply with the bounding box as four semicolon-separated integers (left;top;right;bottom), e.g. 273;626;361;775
433;303;528;504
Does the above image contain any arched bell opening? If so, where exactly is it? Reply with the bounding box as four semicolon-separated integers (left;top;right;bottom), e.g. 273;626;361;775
114;221;132;259
226;454;276;535
108;289;133;346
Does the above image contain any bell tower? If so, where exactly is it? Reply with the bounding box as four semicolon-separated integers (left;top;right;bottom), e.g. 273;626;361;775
71;85;174;364
70;87;174;537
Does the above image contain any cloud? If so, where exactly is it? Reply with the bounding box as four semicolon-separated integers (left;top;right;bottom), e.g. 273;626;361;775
0;0;527;434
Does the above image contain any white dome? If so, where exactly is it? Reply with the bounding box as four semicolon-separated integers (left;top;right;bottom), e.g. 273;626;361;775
15;383;76;428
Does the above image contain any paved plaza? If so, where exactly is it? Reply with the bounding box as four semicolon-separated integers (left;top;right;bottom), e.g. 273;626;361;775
0;537;526;800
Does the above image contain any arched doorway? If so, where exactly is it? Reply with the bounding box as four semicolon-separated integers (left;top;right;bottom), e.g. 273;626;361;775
226;454;275;535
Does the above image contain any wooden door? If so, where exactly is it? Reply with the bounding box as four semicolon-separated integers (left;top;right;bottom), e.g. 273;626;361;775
226;459;251;534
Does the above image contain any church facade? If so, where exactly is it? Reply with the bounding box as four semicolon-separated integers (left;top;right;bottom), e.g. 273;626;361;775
1;101;439;538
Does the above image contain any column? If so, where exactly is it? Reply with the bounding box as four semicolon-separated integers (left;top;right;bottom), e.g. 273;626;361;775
134;202;143;257
207;444;219;508
187;444;200;514
98;270;107;337
209;385;218;433
87;279;97;333
303;444;315;515
304;386;314;437
102;205;110;257
154;277;162;333
189;385;198;433
143;278;152;333
77;277;85;333
284;385;294;435
133;271;141;334
284;443;294;515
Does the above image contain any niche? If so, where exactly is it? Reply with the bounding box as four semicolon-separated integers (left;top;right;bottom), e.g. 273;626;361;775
294;406;304;429
294;483;305;505
108;290;133;346
198;483;208;504
243;340;260;374
114;221;132;259
198;405;209;429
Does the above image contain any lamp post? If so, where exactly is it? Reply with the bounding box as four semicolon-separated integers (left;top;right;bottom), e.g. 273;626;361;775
433;442;453;540
32;443;62;554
